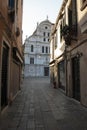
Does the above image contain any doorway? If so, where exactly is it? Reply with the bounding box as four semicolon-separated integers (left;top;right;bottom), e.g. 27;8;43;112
72;56;80;101
44;67;49;76
58;60;66;91
1;42;9;110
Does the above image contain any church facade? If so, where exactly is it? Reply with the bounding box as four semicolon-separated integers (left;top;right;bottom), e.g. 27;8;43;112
24;19;53;77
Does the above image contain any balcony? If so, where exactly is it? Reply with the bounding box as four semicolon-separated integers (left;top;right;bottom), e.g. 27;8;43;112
61;24;77;46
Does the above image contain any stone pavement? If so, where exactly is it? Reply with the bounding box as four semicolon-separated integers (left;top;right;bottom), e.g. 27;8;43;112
0;77;87;130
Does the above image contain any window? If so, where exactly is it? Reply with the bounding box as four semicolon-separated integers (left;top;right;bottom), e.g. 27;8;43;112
49;47;50;53
16;0;18;13
30;58;34;64
46;47;48;53
60;23;62;42
42;46;44;53
54;34;57;49
48;33;50;37
43;38;46;41
63;17;65;27
31;45;33;52
68;1;77;36
45;26;48;29
81;0;87;11
68;8;72;28
8;0;15;9
43;32;45;36
8;0;15;22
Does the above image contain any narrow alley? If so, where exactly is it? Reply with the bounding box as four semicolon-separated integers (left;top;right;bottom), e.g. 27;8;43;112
0;77;87;130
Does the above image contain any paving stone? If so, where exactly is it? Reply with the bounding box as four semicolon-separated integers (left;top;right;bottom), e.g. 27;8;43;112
27;119;35;129
0;77;87;130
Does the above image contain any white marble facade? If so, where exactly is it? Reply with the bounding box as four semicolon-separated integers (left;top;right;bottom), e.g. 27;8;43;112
24;19;53;77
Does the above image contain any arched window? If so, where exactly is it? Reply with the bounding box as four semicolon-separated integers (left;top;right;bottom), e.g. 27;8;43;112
31;45;33;52
46;46;48;53
42;46;44;53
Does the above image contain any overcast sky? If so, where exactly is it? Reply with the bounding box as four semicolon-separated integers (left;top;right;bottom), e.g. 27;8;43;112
22;0;63;42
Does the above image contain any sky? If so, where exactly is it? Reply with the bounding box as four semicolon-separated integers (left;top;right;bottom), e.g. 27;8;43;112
22;0;63;42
